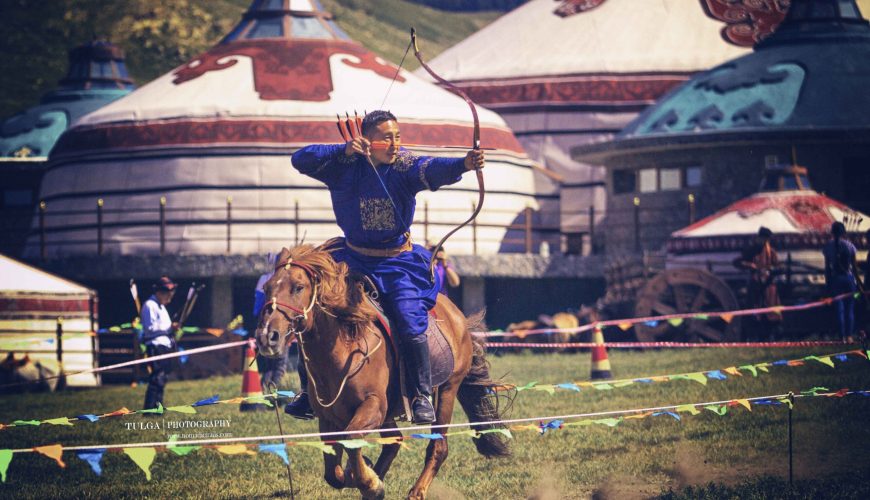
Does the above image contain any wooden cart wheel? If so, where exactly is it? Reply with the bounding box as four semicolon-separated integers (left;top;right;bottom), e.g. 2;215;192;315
634;268;740;343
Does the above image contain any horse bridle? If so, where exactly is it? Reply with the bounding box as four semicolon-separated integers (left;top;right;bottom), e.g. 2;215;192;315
262;259;320;341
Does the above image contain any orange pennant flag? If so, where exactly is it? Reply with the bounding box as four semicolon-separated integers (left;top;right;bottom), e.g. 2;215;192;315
723;366;742;376
787;360;805;367
101;407;133;418
720;313;734;324
205;328;223;337
618;322;633;331
34;444;65;468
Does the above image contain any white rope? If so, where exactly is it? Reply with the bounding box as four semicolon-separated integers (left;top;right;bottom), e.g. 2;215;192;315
12;389;854;454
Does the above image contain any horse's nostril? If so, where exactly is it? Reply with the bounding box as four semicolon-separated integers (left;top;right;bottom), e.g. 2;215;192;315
269;330;279;345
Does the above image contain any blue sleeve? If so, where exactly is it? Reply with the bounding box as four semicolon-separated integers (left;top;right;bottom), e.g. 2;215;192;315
394;151;467;193
253;290;265;319
291;144;353;186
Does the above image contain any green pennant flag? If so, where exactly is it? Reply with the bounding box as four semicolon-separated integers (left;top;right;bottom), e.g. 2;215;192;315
296;441;337;455
693;314;709;320
138;403;164;415
804;355;835;368
703;405;727;416
0;450;11;483
338;439;371;450
756;363;770;373
13;420;40;426
778;398;794;409
668;318;684;327
676;405;700;415
167;435;200;456
801;387;829;396
515;382;538;392
123;448;156;481
594;418;622;427
592;383;614;391
613;380;634;388
738;365;758;377
165;405;197;414
44;417;74;426
243;395;274;407
684;372;708;385
479;428;513;439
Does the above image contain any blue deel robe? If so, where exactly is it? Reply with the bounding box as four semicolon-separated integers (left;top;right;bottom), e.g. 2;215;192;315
291;143;467;337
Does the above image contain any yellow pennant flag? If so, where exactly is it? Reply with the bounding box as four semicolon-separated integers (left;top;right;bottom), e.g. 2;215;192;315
216;445;255;455
675;405;700;415
165;405;197;414
34;444;65;468
618;322;633;331
735;399;752;411
43;418;73;426
668;318;684;327
723;366;742;376
124;448;156;480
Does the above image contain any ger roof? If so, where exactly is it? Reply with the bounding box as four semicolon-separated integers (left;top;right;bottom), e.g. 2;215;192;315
0;254;93;295
61;0;523;155
422;0;750;83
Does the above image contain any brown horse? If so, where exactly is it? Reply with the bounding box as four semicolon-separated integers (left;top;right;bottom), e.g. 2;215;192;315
254;244;509;499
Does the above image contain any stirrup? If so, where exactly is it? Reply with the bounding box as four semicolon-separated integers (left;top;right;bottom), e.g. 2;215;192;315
410;395;435;424
284;392;315;420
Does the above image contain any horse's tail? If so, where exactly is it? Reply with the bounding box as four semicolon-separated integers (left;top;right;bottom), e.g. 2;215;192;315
456;310;511;458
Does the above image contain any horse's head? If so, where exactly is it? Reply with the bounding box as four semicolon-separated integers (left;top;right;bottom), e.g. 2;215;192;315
254;246;320;358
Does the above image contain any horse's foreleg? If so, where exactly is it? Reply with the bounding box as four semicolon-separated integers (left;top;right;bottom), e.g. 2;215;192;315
344;394;387;499
407;384;459;500
373;420;402;480
320;420;347;490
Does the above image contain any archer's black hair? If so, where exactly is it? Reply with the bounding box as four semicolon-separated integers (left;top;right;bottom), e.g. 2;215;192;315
362;110;397;136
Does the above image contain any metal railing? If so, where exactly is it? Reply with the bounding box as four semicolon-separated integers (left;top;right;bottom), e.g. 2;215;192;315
25;198;599;257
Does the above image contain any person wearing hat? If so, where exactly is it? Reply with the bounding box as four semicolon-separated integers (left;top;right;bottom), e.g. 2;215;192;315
141;276;179;410
733;226;782;340
823;222;861;342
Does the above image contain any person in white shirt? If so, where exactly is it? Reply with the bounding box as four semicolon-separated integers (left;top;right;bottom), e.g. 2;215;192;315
141;276;178;410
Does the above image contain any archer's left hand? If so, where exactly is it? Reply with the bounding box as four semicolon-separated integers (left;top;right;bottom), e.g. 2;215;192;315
464;149;485;171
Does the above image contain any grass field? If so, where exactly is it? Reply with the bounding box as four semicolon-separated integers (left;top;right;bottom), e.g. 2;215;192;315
2;346;869;499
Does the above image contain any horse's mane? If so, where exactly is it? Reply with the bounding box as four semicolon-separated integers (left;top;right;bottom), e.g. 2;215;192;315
278;243;378;340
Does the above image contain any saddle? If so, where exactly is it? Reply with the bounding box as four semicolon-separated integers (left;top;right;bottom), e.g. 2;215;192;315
354;274;455;420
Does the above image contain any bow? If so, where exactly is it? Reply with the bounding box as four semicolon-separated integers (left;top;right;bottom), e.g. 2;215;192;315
410;27;485;278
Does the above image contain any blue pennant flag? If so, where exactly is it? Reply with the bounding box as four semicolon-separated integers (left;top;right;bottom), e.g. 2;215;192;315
556;383;581;392
644;321;659;327
772;360;789;366
539;419;564;434
705;370;727;380
76;414;99;422
835;354;848;362
753;399;782;406
259;444;289;465
277;390;297;399
411;433;444;440
76;449;106;476
653;411;681;421
192;395;220;407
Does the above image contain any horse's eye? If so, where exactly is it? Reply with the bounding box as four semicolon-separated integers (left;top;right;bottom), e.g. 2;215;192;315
293;284;304;294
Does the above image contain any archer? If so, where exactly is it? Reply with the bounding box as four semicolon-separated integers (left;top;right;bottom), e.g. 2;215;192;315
287;110;485;423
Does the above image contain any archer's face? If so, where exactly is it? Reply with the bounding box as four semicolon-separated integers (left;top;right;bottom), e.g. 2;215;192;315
367;120;400;166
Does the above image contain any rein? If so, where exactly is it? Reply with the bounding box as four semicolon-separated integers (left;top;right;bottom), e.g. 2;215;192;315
269;257;383;409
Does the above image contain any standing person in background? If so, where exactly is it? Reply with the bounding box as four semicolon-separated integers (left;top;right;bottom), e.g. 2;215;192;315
733;226;782;340
141;276;178;411
430;245;461;296
823;222;861;342
253;252;289;394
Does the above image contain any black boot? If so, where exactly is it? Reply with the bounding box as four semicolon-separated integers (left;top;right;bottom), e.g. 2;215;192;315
284;356;314;420
402;335;436;424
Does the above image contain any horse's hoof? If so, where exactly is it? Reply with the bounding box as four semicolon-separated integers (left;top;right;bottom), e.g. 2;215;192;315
406;488;425;500
362;479;385;500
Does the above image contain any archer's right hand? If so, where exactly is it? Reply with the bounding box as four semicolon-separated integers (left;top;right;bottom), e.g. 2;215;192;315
345;137;370;157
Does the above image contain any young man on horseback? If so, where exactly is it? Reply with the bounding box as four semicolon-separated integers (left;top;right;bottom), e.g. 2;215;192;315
287;110;485;424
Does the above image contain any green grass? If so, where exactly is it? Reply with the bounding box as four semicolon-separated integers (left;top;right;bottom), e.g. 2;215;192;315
1;347;869;498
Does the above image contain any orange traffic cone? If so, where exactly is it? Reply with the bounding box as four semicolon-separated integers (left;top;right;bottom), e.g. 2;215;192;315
239;345;267;412
590;325;612;380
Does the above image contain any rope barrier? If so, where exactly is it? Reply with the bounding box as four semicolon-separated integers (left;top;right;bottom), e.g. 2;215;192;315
7;389;867;454
486;340;858;349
